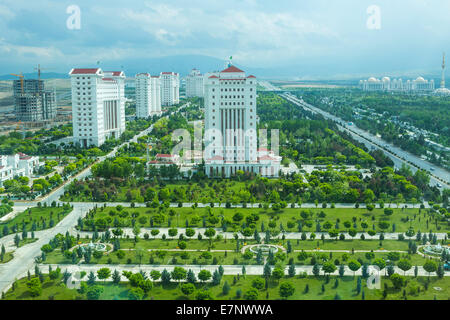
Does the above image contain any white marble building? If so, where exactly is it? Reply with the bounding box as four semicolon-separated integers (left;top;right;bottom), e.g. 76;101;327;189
185;69;204;98
160;72;180;106
135;73;161;118
360;76;435;92
0;153;39;187
204;64;280;178
69;68;126;148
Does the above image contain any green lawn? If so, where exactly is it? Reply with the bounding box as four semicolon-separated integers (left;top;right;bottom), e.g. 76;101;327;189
0;252;14;264
4;274;449;300
41;237;446;267
79;206;448;234
0;205;73;232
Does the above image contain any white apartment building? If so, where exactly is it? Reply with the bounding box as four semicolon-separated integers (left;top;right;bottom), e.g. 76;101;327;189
69;68;126;148
135;73;161;118
185;69;204;98
160;72;180;106
0;153;40;187
204;65;280;177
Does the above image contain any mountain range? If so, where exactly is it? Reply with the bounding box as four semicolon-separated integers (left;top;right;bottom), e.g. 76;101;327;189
0;54;446;82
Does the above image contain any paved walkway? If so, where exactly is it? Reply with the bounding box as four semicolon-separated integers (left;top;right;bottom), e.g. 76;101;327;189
38;263;449;278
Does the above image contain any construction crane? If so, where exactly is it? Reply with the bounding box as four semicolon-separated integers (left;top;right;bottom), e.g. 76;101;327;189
34;64;52;81
10;72;24;94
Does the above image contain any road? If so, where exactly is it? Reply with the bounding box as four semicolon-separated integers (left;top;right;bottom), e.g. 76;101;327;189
40;264;448;279
0;103;191;294
280;93;450;191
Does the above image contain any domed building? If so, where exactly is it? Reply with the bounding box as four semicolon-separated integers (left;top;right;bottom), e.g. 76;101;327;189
360;75;434;92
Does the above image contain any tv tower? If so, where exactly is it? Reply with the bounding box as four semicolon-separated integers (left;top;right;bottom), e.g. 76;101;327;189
440;52;446;89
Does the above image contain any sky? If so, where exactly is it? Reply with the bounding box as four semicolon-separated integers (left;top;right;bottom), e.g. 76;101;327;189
0;0;449;78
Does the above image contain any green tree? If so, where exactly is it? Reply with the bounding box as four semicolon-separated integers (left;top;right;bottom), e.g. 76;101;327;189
279;282;295;299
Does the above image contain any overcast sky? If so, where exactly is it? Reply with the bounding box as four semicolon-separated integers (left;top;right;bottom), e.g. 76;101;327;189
0;0;449;77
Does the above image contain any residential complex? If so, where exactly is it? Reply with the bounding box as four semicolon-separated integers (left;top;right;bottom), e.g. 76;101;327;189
135;73;162;118
69;68;126;148
204;64;280;177
160;72;180;106
0;153;40;187
185;68;204;98
13;79;56;121
359;76;435;92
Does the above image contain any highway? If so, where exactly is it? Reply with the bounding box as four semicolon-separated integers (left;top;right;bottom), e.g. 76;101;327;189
279;92;450;191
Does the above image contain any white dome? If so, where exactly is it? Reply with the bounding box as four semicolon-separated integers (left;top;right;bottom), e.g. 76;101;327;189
415;76;426;82
368;77;378;82
382;77;390;82
434;87;450;95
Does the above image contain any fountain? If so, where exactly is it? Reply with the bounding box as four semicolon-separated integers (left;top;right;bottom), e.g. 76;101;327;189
249;244;280;255
79;242;107;253
422;243;450;257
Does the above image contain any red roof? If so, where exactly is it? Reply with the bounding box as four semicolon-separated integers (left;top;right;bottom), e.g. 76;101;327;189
136;73;150;76
105;71;123;76
258;148;269;152
247;75;256;78
151;76;160;78
102;78;116;82
70;68;100;75
221;65;244;73
208;156;224;161
156;154;173;158
258;155;276;161
161;72;175;75
209;75;219;79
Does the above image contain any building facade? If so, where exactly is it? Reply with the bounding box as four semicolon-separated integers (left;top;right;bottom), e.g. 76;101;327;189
69;68;126;148
160;72;180;106
135;73;161;118
13;79;56;121
185;69;204;98
204;65;280;178
359;76;435;92
0;153;40;187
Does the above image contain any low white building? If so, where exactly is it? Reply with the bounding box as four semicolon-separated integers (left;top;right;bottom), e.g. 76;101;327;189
359;76;435;92
135;73;162;118
185;69;204;98
0;153;40;187
160;72;180;106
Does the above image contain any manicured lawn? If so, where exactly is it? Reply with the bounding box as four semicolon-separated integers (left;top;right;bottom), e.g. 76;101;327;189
41;236;445;267
4;274;450;300
79;206;448;234
0;252;14;264
0;204;73;232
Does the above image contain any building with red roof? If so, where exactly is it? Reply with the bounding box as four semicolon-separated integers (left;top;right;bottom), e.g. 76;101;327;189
69;68;126;148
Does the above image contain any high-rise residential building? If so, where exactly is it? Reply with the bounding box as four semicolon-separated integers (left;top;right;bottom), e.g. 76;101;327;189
69;68;126;148
13;79;56;121
135;73;161;118
185;68;204;98
160;72;180;106
203;64;280;177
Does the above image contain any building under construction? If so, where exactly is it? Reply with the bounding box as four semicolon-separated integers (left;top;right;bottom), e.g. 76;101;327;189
13;79;56;121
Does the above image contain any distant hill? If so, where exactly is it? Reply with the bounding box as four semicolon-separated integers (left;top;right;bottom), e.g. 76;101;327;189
0;54;446;81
